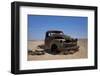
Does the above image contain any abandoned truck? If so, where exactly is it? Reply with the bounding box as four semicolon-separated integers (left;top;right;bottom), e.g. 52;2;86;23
45;30;79;54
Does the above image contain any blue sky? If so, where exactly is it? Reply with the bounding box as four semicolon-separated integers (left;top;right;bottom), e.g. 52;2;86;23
28;15;88;40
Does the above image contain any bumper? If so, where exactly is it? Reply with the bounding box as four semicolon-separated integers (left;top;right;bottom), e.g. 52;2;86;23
58;46;79;51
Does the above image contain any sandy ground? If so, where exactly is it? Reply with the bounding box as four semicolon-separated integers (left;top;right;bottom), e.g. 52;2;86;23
28;39;88;61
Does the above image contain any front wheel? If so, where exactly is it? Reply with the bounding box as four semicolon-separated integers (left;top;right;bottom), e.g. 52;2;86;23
51;44;59;54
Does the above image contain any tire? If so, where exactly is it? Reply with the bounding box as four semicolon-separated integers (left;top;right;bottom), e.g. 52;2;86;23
51;44;59;54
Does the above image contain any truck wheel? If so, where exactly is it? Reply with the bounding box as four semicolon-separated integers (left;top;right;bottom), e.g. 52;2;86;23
51;44;58;54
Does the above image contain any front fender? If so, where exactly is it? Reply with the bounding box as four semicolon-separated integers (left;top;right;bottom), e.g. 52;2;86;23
50;40;63;49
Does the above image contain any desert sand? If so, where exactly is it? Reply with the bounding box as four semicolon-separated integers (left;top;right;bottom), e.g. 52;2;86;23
28;39;88;61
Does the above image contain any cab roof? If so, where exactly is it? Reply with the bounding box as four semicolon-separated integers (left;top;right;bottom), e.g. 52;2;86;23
46;30;63;33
